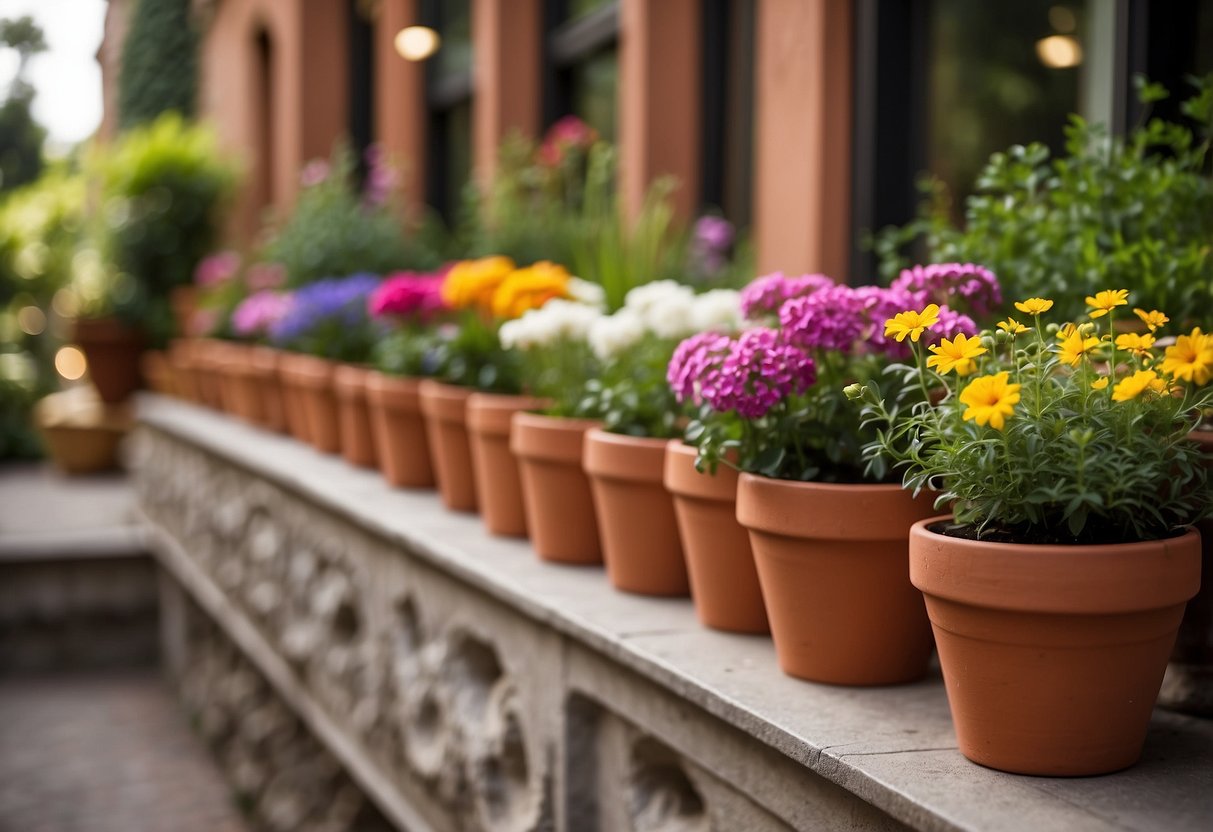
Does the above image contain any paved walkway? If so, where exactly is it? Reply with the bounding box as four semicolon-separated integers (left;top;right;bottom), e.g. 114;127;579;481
0;670;249;832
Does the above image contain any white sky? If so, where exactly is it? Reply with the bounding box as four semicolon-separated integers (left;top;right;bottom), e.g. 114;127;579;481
0;0;107;150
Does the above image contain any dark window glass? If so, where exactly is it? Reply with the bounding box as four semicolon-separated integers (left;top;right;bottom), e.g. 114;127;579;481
568;48;618;140
442;99;472;218
435;0;472;78
567;0;614;20
544;0;619;142
702;0;755;228
348;0;375;183
422;0;474;221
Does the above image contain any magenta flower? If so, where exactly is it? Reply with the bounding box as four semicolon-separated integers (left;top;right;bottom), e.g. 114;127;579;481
246;262;287;292
232;290;294;339
926;305;980;343
363;144;399;207
299;159;331;187
669;328;817;419
779;283;869;353
537;116;598;166
194;251;240;288
892;263;1001;318
368;271;447;321
668;331;733;405
740;272;833;320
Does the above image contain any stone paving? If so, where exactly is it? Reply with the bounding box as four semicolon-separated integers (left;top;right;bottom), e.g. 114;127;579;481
0;670;250;832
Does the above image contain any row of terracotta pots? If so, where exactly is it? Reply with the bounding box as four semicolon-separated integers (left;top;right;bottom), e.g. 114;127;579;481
162;339;1199;777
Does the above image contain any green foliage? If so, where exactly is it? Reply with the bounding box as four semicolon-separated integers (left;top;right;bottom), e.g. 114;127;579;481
429;313;520;393
0;377;42;460
853;302;1213;544
578;334;683;438
873;76;1213;322
371;325;443;378
117;0;197;129
0;15;48;194
89;113;237;345
261;146;442;286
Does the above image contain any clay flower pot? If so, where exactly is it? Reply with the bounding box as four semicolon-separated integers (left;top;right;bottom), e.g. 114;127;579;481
511;413;602;564
467;393;546;537
73;317;144;404
276;353;314;443
736;475;936;685
334;364;379;469
418;380;478;512
249;346;287;432
167;339;200;402
282;354;340;453
583;429;688;596
191;338;227;410
664;442;768;634
220;342;265;424
910;518;1201;776
139;350;174;396
366;373;435;488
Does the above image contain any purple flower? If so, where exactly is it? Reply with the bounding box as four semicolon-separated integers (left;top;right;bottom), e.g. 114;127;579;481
706;329;817;419
368;271;447;321
779;283;868;353
269;274;381;345
668;331;733;405
194;251;240;287
740;272;833;320
891;263;1001;318
363;144;399;208
300;159;331;187
232;290;294;338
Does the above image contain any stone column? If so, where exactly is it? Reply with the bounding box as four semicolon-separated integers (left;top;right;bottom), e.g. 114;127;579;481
375;0;428;216
472;0;543;186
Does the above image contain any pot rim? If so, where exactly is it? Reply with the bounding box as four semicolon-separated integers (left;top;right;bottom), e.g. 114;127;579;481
663;439;737;501
583;427;670;483
366;371;425;407
510;412;600;463
418;378;473;422
468;393;548;436
334;363;372;397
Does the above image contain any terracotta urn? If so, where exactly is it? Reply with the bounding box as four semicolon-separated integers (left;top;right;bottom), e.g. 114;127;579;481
664;442;768;634
276;352;314;444
467;393;547;537
510;413;602;565
73;317;144;404
736;475;936;685
249;346;287;432
334;364;379;468
583;429;688;596
910;518;1200;775
418;380;478;512
366;373;435;488
281;354;340;453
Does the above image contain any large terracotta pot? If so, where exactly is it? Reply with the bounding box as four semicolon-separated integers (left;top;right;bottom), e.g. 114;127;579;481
583;429;688;596
418;380;478;512
366;373;434;488
910;518;1201;776
249;346;287;432
664;442;768;634
73;317;144;404
166;339;200;402
736;475;936;685
221;342;265;424
276;352;314;443
334;364;379;468
191;338;227;410
467;393;546;537
282;354;339;453
511;413;602;564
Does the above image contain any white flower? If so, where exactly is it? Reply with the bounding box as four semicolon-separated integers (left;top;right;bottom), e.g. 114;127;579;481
588;308;646;360
647;291;698;339
499;299;602;351
567;277;607;309
624;280;694;317
689;289;743;333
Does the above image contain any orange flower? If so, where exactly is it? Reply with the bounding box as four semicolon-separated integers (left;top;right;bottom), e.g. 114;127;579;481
442;256;516;311
491;261;573;319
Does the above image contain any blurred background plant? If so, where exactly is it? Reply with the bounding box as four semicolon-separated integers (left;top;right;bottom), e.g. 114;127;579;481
0;15;48;194
117;0;197;130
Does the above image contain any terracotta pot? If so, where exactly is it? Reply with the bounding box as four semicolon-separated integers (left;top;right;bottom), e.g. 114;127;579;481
249;346;287;432
583;429;688;596
664;442;768;634
511;413;602;564
34;390;131;475
736;475;936;685
73;317;144;404
170;285;199;337
467;393;546;537
220;342;265;424
334;364;379;468
166;340;200;401
140;351;174;396
366;373;435;488
910;518;1200;775
282;354;339;453
276;353;313;443
191;338;227;409
418;380;478;512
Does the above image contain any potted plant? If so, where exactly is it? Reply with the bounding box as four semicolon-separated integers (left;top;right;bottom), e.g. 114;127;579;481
850;290;1211;775
227;273;294;431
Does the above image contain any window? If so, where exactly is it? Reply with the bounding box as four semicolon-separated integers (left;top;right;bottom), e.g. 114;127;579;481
701;0;756;229
422;0;474;222
348;0;375;184
544;0;619;141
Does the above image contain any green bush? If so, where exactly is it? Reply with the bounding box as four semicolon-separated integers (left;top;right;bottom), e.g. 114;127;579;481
118;0;197;129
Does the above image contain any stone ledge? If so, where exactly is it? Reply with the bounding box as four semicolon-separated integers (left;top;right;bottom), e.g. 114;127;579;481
134;395;1213;832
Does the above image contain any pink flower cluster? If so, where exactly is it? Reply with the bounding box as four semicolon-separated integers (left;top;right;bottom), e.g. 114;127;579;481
246;262;286;291
668;329;817;419
367;270;448;322
232;290;294;338
194;251;240;287
740;272;834;320
892;263;1001;318
537;116;598;167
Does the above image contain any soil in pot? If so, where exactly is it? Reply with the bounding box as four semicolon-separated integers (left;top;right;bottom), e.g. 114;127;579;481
583;429;688;596
736;474;936;685
334;364;379;468
366;373;435;488
665;442;768;633
511;412;602;565
418;380;478;512
283;354;339;453
73;317;144;404
910;518;1201;776
468;394;546;537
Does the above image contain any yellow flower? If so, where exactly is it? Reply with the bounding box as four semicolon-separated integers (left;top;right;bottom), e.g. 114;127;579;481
926;332;988;376
959;372;1021;430
1014;297;1053;316
996;317;1028;335
883;304;940;343
1090;377;1109;390
1085;289;1129;318
1057;328;1101;366
1112;369;1166;402
441;256;516;311
1114;332;1156;356
490;261;573;319
1134;308;1169;332
1160;328;1213;386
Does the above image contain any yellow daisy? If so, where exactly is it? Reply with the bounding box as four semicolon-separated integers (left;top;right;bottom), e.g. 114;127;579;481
883;304;940;343
1090;377;1109;390
1112;369;1166;402
959;372;1021;430
1014;298;1054;316
1085;289;1129;319
1134;308;1169;332
926;332;988;376
1114;332;1155;356
1057;329;1101;366
996;317;1028;335
1160;328;1213;386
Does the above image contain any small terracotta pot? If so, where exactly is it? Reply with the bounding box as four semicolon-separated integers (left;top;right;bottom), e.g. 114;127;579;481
511;413;602;564
221;343;265;424
736;475;936;685
911;519;1200;776
249;346;287;432
418;380;478;512
167;339;200;401
282;354;339;453
276;352;313;443
191;338;227;410
467;394;546;537
583;429;688;596
73;317;144;404
334;364;379;468
140;351;174;396
366;373;435;488
664;442;768;634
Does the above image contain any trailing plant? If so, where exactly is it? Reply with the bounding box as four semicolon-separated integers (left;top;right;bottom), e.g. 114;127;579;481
118;0;197;128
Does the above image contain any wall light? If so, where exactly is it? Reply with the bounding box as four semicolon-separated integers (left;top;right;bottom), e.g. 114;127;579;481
1036;35;1083;69
395;26;441;62
55;345;87;381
